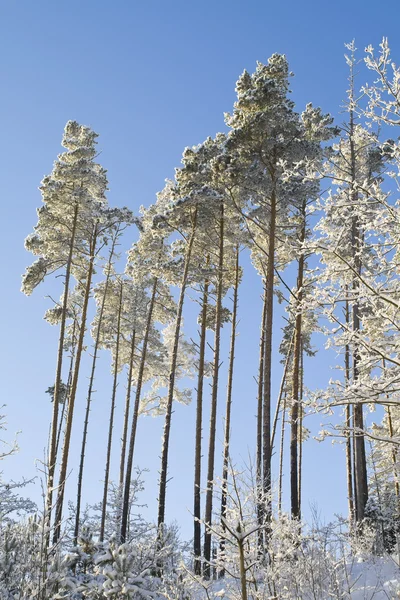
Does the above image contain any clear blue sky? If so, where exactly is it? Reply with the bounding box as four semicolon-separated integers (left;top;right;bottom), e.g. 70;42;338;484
1;0;399;539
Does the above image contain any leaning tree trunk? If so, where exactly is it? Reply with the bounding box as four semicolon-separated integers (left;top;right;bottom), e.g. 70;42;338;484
53;229;97;543
262;186;277;524
121;277;158;543
290;198;306;519
74;233;119;544
157;208;198;534
100;281;124;541
203;201;224;578
46;202;79;535
193;279;209;576
119;328;137;488
219;246;240;575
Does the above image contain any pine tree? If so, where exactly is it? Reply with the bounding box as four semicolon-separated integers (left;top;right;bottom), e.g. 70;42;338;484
22;121;108;539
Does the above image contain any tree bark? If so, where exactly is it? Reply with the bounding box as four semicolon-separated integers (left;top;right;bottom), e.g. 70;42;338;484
290;198;306;519
238;529;248;600
344;291;355;524
349;102;368;521
119;329;136;488
298;341;304;520
256;288;267;549
100;280;124;541
276;337;295;514
55;319;77;461
203;201;224;578
271;334;294;452
278;392;287;514
219;246;240;574
193;280;209;575
262;187;276;523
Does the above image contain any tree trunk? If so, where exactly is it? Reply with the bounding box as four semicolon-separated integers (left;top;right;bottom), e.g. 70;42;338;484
278;392;287;514
100;281;124;541
119;329;136;488
276;336;294;513
298;341;304;520
344;291;355;524
256;288;267;550
46;203;79;535
121;278;158;543
290;198;306;519
193;280;209;575
349;102;368;521
219;246;240;575
382;358;400;563
203;201;224;578
53;228;97;543
55;319;77;461
74;233;119;544
237;528;248;600
158;208;198;534
271;334;294;451
263;187;276;522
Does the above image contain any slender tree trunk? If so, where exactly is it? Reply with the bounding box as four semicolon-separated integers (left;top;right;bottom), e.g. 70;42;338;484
46;203;79;534
382;358;400;563
386;405;400;499
352;261;368;521
256;287;267;549
193;280;209;575
298;341;304;520
203;201;224;578
344;291;355;524
53;229;97;543
387;405;400;564
273;336;294;513
278;392;287;514
352;403;358;520
219;246;240;574
121;278;158;543
271;334;294;451
100;281;124;541
237;526;248;600
74;234;119;544
290;198;306;519
158;208;198;534
349;102;368;521
55;320;77;460
119;329;136;488
369;440;385;552
263;187;277;522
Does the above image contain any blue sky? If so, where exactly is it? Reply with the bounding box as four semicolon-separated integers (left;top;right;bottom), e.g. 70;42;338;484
1;0;399;540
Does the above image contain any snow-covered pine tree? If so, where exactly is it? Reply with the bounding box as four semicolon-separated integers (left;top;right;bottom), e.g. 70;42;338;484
22;121;108;540
315;44;388;521
226;55;311;526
